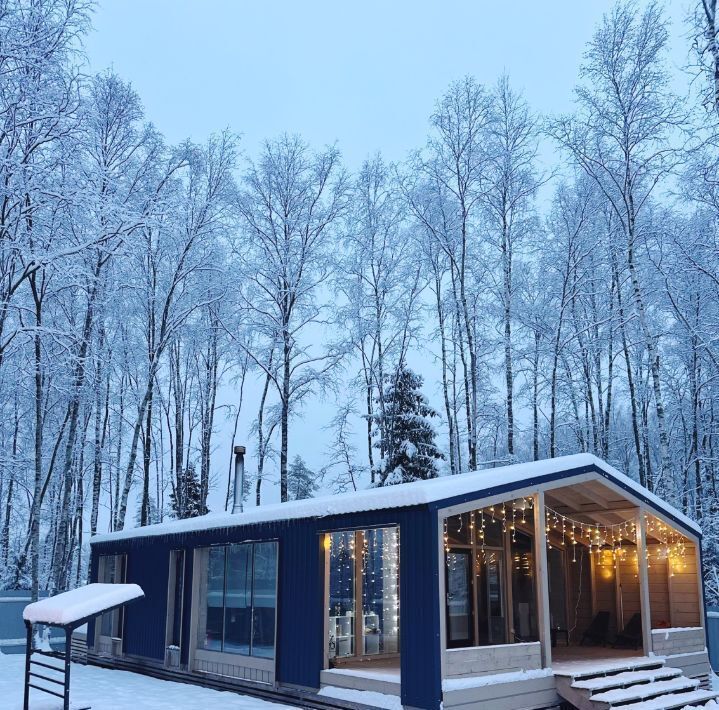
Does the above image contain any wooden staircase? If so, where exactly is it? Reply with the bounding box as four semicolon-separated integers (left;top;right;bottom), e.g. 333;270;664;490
554;657;718;710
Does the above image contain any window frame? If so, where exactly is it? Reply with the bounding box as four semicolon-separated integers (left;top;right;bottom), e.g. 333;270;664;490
165;549;186;653
194;540;279;662
96;553;127;655
325;525;401;667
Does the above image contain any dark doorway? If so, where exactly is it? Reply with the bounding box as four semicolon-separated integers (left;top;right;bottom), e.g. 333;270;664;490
446;549;473;647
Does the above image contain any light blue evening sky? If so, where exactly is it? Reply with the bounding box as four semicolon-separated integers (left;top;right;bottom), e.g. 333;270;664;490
83;0;693;512
84;0;690;170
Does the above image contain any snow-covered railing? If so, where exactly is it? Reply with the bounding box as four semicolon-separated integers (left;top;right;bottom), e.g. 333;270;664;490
22;583;144;710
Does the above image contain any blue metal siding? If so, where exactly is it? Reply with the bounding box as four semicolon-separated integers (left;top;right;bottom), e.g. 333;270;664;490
276;519;324;689
708;607;719;671
123;542;170;660
91;506;442;708
399;507;442;709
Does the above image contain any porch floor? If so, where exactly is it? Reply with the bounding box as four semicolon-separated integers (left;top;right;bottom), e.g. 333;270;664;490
551;646;651;676
320;658;401;696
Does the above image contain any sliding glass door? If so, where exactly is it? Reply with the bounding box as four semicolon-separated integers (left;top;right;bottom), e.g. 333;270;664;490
327;526;400;663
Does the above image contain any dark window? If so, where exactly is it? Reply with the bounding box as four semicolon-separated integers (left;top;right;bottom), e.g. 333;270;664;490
205;547;225;651
167;550;185;648
251;542;278;658
511;529;538;641
98;554;126;639
201;541;277;659
224;544;252;655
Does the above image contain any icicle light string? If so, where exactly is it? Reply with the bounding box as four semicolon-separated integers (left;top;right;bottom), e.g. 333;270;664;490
442;500;689;574
544;505;637;550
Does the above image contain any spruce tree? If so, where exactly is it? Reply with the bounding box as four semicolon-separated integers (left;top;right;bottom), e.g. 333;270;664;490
287;455;319;500
376;363;443;485
170;464;206;519
135;497;161;526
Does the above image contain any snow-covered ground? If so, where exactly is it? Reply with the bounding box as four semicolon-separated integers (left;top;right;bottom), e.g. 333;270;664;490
0;651;291;710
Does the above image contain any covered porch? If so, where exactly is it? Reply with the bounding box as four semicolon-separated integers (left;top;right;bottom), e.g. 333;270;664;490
436;473;708;707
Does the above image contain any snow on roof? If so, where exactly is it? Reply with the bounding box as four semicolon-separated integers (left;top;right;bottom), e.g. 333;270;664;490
91;453;700;545
23;583;144;626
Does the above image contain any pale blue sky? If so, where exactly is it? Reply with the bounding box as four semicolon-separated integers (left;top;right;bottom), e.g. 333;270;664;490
84;1;690;170
83;0;693;509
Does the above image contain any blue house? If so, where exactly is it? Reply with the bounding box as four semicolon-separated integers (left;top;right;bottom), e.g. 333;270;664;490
89;454;714;709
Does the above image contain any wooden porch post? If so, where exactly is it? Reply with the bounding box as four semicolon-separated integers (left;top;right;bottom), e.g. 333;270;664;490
636;507;652;655
533;492;552;667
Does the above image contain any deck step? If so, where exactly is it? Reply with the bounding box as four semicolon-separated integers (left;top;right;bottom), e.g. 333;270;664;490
559;658;667;682
573;668;683;692
591;677;699;705
614;688;719;710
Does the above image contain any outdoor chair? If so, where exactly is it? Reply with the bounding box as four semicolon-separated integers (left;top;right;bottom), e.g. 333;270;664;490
580;611;610;646
612;613;642;649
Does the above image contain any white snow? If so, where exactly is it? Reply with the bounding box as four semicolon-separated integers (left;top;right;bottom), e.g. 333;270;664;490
91;453;700;545
551;655;654;676
318;685;403;709
572;668;682;691
23;583;144;625
0;651;291;710
323;667;400;683
34;627;52;652
591;677;698;704
442;668;552;691
616;688;719;710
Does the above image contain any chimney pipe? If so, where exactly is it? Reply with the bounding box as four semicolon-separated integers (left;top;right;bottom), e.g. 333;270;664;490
232;445;246;514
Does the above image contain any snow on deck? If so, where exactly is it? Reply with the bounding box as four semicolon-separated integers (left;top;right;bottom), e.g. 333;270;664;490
551;655;658;676
91;453;700;545
0;651;290;710
318;685;403;709
442;668;553;691
323;666;401;684
23;583;144;626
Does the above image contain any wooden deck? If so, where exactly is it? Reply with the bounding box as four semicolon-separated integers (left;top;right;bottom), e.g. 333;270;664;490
320;657;401;697
321;628;710;710
551;646;648;675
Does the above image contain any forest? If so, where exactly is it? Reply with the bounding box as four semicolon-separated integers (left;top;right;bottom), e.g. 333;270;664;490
3;0;719;603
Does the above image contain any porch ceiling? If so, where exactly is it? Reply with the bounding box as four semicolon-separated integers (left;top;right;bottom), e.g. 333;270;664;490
545;479;637;525
545;480;681;545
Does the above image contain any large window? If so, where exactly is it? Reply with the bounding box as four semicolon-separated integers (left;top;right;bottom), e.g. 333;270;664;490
198;541;277;659
98;554;126;640
327;527;399;662
511;529;538;641
444;499;537;648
